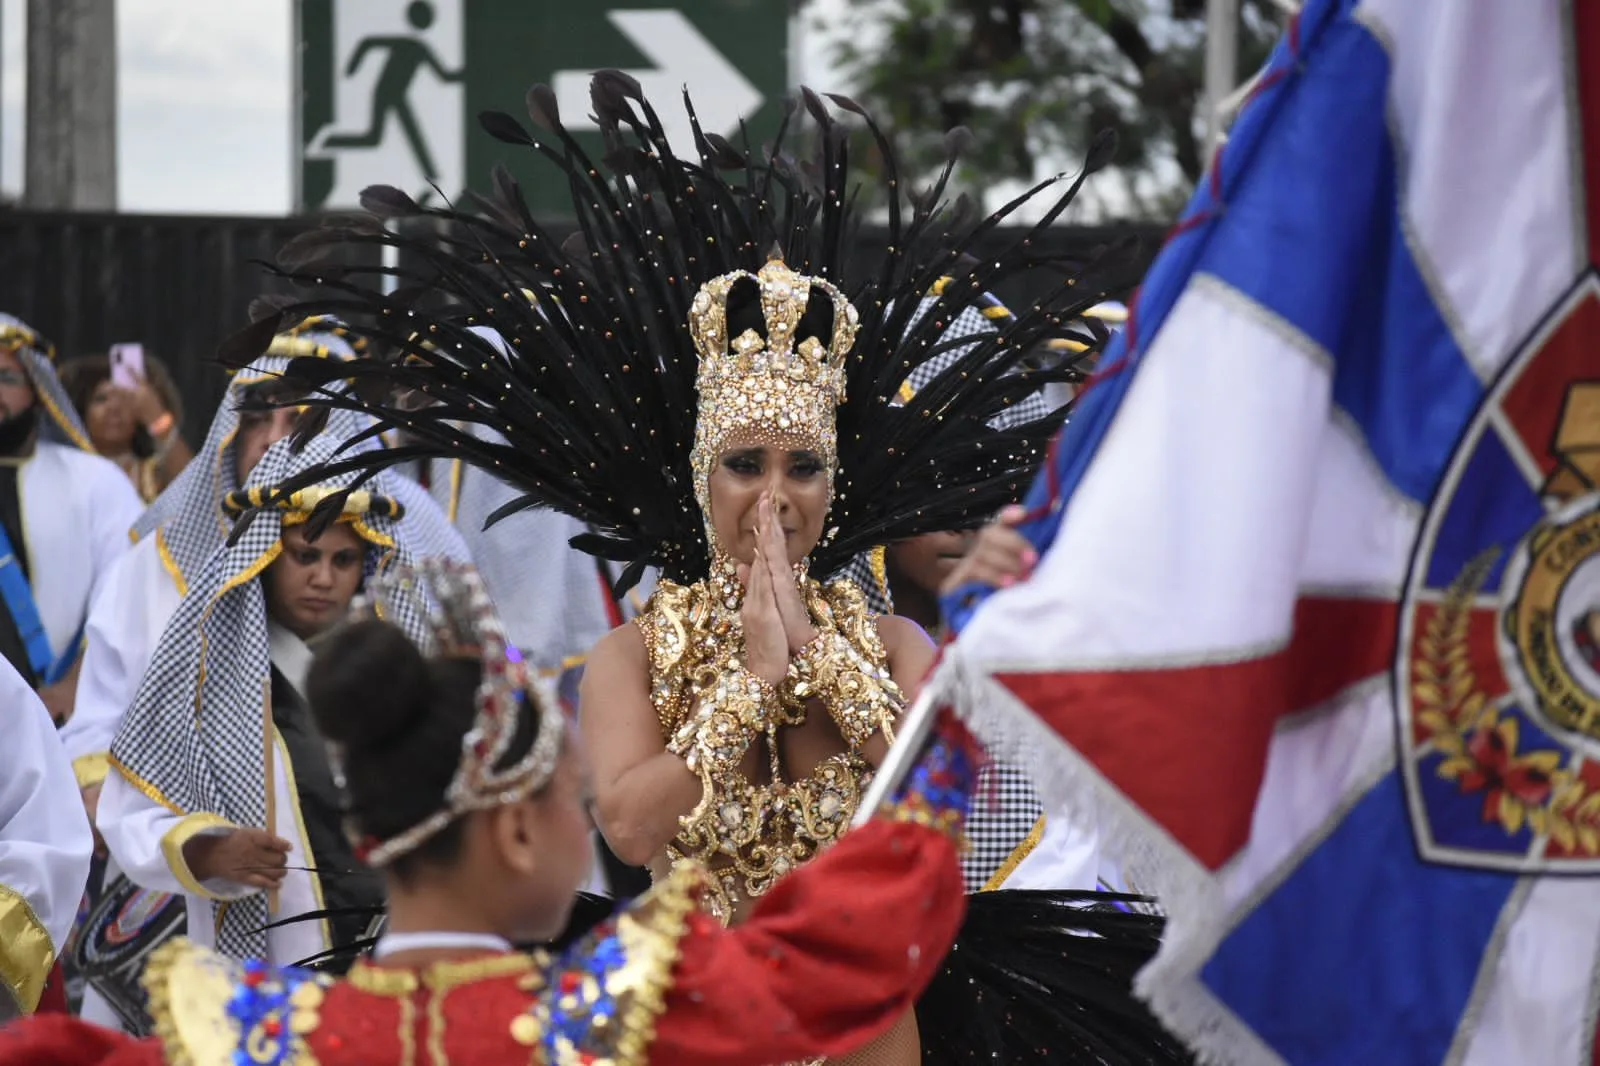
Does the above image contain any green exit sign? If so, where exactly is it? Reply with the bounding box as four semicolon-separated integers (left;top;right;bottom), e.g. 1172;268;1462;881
298;0;790;217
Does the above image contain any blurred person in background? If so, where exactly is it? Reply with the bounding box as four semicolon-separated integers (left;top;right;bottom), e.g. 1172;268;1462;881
0;655;93;1023
58;349;193;503
0;315;142;723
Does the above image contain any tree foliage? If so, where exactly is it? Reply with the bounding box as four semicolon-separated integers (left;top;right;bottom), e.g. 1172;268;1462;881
812;0;1284;219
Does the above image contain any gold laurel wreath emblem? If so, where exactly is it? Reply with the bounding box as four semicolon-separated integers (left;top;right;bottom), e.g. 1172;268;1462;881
1412;547;1600;855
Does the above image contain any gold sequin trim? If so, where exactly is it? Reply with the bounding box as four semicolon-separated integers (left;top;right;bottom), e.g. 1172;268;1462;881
980;815;1046;892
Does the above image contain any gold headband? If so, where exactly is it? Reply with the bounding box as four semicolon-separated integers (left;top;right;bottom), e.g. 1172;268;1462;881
0;324;54;361
221;484;403;521
687;258;859;520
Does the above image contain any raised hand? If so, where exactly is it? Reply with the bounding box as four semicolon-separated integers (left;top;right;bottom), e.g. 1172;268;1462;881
939;505;1039;596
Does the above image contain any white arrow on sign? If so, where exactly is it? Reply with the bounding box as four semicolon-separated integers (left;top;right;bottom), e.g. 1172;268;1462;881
552;9;765;154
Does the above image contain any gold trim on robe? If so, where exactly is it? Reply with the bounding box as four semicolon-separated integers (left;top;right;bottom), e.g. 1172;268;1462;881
160;813;241;901
0;882;55;1015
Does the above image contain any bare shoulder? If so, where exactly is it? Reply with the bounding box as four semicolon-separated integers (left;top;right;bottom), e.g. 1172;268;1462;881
874;613;934;655
587;620;648;672
580;623;649;711
876;613;937;694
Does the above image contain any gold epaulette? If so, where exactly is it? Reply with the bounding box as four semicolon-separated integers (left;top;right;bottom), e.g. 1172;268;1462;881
144;938;328;1066
518;863;705;1065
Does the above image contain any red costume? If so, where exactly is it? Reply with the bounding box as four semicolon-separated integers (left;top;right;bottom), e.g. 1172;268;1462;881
0;716;977;1066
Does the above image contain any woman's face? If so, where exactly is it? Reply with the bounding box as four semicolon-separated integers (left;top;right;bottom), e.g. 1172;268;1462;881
704;439;831;566
86;379;136;453
264;523;367;639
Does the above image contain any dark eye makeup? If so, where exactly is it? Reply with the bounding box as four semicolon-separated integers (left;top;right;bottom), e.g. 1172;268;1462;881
721;448;826;478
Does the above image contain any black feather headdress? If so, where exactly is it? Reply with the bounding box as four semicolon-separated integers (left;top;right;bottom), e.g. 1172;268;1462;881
230;73;1136;591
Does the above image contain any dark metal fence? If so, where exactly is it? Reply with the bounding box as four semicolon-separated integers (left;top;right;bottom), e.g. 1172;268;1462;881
0;209;1164;446
0;211;318;433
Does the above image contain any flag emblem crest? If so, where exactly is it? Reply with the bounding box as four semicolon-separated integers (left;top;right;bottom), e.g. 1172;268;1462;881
1401;279;1600;873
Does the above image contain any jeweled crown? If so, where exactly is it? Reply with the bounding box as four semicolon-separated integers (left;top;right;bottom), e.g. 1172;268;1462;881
687;259;860;515
689;258;859;400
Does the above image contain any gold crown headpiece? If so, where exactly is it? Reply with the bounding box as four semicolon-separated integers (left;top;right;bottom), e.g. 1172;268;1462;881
687;259;860;510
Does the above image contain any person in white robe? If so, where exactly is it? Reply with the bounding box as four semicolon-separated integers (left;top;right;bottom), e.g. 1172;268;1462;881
0;655;93;1021
97;433;430;967
62;320;468;796
399;326;647;672
58;320;467;1028
0;315;143;726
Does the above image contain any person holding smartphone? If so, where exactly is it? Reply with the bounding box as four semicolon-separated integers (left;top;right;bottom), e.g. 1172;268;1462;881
58;346;193;503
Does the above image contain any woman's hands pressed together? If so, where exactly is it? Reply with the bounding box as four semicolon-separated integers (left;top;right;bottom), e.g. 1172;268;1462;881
739;495;817;685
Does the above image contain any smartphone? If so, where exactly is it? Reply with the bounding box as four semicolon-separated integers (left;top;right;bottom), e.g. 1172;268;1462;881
109;343;146;391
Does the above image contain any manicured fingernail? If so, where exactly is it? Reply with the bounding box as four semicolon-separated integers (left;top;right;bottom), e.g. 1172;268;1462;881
1023;548;1039;567
999;575;1017;588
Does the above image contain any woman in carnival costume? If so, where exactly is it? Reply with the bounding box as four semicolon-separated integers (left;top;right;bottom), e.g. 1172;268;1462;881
0;559;983;1065
224;74;1188;1063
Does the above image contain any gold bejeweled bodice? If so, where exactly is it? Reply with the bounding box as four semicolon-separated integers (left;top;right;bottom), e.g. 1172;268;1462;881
636;566;892;920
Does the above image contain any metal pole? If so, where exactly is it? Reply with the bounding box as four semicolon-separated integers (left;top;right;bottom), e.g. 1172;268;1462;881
2;0;7;200
1204;0;1241;155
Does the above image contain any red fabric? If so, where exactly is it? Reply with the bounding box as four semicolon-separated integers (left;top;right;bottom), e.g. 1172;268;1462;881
651;819;966;1066
0;1016;160;1066
34;962;69;1015
308;973;537;1065
1576;0;1600;268
999;595;1397;869
0;822;962;1066
313;820;964;1066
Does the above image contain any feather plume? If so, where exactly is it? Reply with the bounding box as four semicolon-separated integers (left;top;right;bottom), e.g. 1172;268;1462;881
234;79;1132;590
917;890;1194;1065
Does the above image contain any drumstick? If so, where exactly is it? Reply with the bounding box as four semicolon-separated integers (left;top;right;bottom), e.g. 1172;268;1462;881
263;679;279;916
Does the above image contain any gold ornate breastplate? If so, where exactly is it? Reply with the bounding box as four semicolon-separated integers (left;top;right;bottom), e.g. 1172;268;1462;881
637;568;894;920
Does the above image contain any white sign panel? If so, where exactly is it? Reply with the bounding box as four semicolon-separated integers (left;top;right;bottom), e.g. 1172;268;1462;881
303;0;465;209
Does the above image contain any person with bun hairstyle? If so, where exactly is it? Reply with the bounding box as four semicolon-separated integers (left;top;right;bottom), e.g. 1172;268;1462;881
0;559;984;1066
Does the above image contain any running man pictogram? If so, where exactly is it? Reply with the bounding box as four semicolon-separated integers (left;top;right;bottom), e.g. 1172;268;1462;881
320;0;463;181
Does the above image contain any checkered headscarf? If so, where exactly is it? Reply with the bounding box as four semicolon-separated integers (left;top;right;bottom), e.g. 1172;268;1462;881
110;432;427;960
129;351;300;587
131;317;363;565
131;322;463;589
0;312;95;451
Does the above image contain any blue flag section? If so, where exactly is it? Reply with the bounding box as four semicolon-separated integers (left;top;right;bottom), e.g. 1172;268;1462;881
931;0;1600;1061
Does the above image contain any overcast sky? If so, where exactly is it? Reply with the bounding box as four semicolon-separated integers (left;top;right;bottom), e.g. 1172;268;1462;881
0;0;853;215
